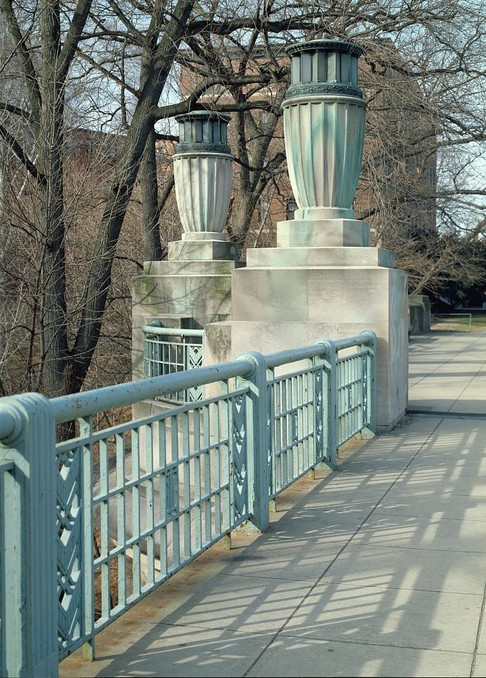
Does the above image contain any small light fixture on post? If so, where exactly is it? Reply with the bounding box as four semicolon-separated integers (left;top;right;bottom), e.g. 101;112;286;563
173;111;233;242
281;39;367;246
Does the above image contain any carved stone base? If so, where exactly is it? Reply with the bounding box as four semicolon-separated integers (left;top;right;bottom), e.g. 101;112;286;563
277;218;370;248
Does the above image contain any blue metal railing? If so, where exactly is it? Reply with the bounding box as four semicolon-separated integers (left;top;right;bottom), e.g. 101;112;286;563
0;332;376;677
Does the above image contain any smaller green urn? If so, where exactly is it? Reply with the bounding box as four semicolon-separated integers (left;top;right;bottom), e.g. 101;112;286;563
173;111;233;240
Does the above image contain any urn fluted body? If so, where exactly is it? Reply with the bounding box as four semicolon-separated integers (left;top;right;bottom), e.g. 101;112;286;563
173;112;233;240
282;39;366;221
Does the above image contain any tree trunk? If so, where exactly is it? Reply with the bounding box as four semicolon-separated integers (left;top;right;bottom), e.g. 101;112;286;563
141;127;163;261
71;0;195;390
38;0;70;397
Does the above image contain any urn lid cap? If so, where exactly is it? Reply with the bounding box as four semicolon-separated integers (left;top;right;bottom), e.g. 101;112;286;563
175;111;231;123
286;39;364;59
175;110;232;155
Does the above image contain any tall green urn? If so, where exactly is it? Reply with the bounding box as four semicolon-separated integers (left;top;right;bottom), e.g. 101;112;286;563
282;39;366;221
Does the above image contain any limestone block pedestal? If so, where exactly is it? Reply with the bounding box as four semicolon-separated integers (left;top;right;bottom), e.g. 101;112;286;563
408;294;431;334
132;244;242;381
205;226;408;431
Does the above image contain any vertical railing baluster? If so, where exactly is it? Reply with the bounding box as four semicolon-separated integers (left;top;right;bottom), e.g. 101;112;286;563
115;432;127;607
131;427;141;597
357;356;360;433
210;401;219;536
282;378;289;487
215;400;228;533
299;372;304;472
170;414;181;569
267;368;276;505
79;416;95;662
352;357;355;434
98;438;110;621
203;404;212;542
345;358;350;441
158;419;168;578
144;423;155;588
193;409;202;550
182;413;191;559
272;375;280;498
356;355;360;432
202;404;215;539
223;387;234;531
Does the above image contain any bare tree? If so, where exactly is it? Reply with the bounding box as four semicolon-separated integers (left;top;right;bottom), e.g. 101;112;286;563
0;0;196;398
0;0;485;401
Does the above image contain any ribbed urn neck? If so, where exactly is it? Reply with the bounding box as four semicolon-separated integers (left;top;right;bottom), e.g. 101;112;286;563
283;38;365;102
175;111;232;155
285;39;364;87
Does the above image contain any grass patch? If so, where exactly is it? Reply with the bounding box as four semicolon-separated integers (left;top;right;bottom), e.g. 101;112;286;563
431;312;486;332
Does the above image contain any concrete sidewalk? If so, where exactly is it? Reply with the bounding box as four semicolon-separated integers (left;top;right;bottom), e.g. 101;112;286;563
60;330;486;678
409;330;486;415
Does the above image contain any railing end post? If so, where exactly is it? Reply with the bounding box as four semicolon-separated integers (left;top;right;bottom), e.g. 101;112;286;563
318;341;338;466
235;351;270;532
361;332;377;433
359;329;377;347
0;393;58;678
314;338;334;356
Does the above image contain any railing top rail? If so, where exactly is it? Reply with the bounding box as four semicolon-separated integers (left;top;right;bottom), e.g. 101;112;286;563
262;331;375;369
142;325;205;337
49;359;253;424
0;411;15;441
262;344;329;369
0;332;376;429
334;330;375;351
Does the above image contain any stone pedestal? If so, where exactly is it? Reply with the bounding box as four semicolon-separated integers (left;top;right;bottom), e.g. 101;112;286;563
205;227;408;431
277;218;370;248
132;251;241;382
408;294;431;334
167;234;238;262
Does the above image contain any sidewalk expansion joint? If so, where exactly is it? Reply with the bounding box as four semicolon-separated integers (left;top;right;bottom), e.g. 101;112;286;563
408;409;486;419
